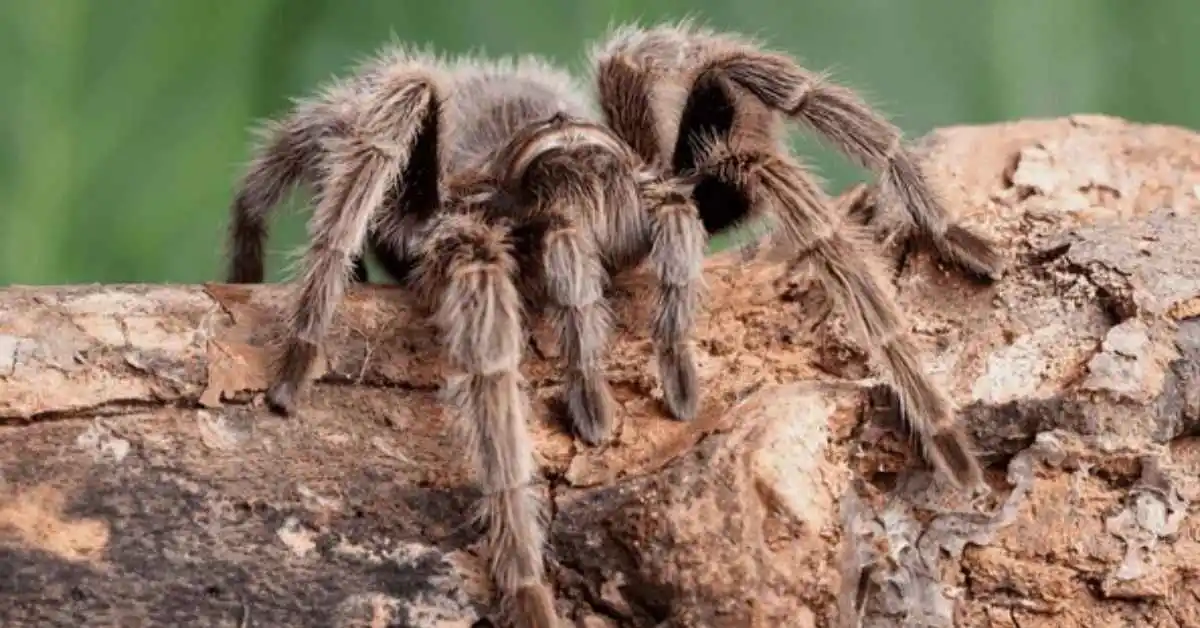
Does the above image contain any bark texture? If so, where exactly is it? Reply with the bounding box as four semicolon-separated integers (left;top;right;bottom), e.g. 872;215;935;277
1;114;1198;627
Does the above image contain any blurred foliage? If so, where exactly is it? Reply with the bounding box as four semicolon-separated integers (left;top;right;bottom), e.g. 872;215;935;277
1;0;1197;285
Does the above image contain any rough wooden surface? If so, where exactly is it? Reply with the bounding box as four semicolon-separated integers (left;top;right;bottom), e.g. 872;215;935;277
1;114;1198;627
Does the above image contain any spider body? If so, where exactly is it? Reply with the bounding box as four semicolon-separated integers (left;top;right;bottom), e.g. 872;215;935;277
226;49;702;627
223;21;1002;627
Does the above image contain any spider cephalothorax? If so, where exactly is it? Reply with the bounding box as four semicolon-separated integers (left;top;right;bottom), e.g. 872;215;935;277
224;21;1002;627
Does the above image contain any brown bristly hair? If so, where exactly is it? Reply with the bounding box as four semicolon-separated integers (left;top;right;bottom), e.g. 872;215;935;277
223;43;714;627
222;22;1000;624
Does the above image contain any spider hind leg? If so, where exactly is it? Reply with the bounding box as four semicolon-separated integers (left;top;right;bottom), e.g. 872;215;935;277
671;29;1005;281
693;139;983;489
226;117;315;284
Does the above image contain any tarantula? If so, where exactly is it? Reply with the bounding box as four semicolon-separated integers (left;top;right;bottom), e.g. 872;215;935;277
223;21;1002;628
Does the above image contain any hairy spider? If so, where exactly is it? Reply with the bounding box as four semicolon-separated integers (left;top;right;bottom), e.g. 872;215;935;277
223;20;1002;628
224;48;701;627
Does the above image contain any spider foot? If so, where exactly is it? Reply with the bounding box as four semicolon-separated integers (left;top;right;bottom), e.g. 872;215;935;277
265;381;298;417
567;374;615;446
839;183;1003;284
658;346;699;422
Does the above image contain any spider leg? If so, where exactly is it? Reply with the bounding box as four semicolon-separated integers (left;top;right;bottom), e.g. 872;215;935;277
596;21;1002;281
640;175;707;422
226;116;317;284
694;138;983;490
705;47;1003;282
590;48;709;422
265;63;438;416
514;141;623;445
412;205;558;628
837;182;877;228
537;207;617;445
592;47;669;165
225;82;359;284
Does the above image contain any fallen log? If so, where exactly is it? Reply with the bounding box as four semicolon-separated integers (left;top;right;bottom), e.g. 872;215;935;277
1;114;1198;627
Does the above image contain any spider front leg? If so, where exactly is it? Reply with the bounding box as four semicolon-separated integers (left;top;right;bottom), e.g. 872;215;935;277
512;135;643;445
413;207;558;628
694;139;983;490
264;68;438;415
535;210;617;445
640;175;707;422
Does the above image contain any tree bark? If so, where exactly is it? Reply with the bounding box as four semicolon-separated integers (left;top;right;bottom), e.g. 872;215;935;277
1;114;1198;627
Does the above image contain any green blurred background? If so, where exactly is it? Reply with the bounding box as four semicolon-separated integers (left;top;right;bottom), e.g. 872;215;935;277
1;0;1197;286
